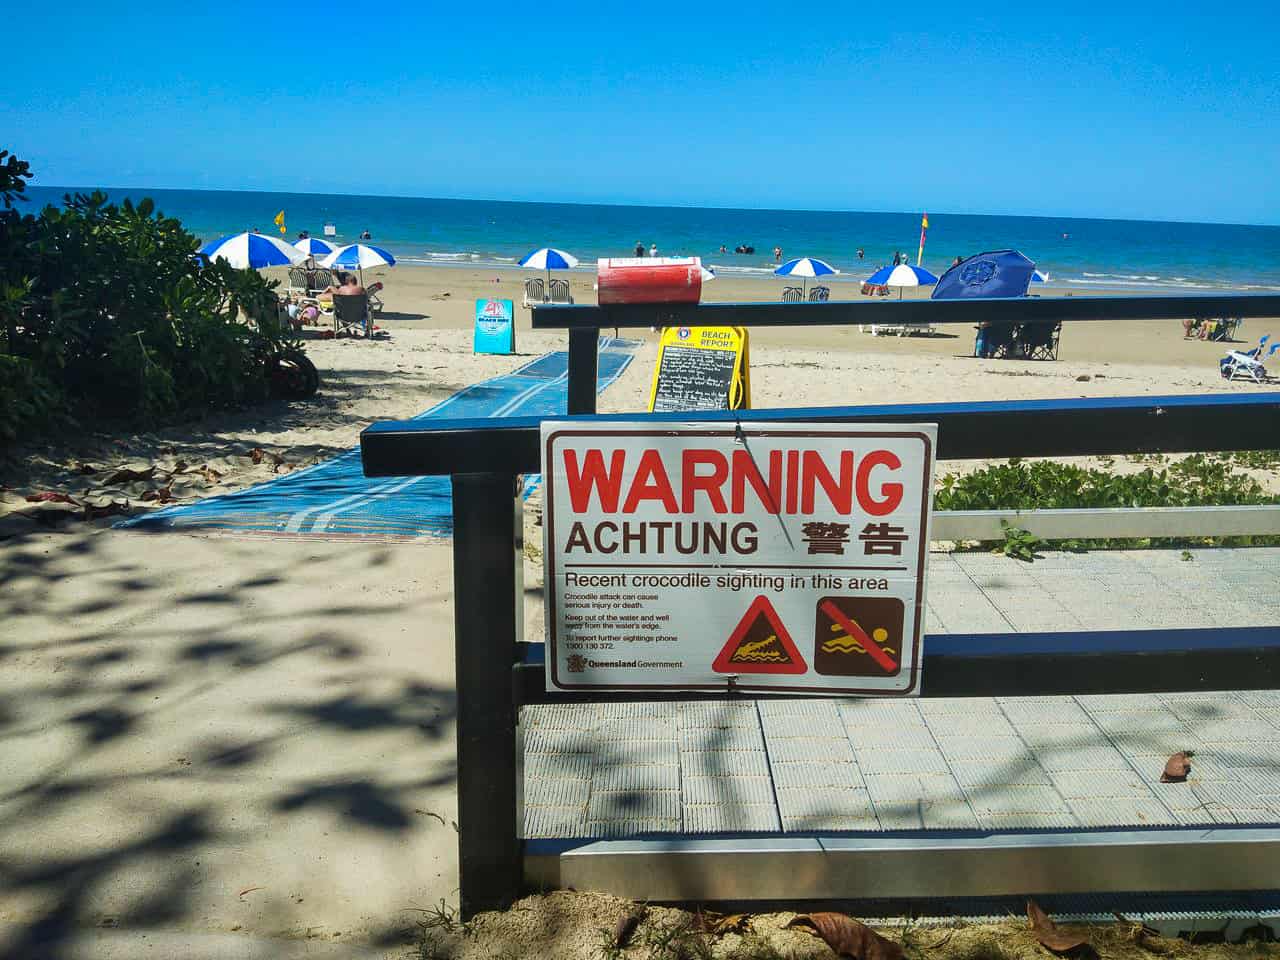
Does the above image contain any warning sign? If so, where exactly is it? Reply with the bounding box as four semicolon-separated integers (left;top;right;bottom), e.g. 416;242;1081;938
541;421;935;696
712;595;806;674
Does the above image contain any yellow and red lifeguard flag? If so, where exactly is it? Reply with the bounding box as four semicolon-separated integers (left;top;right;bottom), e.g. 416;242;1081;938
917;212;929;266
274;210;286;235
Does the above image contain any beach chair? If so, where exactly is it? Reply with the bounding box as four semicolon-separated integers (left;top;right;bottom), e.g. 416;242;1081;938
1223;338;1279;382
808;285;830;302
287;267;309;295
1019;320;1061;360
332;293;371;337
523;277;546;308
548;278;574;304
366;280;385;316
781;286;803;302
308;268;334;297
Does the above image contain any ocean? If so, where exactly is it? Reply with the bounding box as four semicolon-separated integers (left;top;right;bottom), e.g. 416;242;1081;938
19;186;1280;292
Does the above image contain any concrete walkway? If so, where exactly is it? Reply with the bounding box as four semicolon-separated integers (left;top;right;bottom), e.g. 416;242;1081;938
523;549;1280;839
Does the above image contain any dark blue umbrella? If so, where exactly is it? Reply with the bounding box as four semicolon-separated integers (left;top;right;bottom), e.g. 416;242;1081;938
932;250;1037;300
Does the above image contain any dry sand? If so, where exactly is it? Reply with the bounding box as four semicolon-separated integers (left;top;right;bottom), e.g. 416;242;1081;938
1;266;1277;954
3;264;1274;530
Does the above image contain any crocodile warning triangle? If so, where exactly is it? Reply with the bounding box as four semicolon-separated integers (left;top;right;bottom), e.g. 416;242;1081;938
712;595;807;675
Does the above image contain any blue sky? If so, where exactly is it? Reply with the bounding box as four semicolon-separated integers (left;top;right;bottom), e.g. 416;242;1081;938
5;1;1279;224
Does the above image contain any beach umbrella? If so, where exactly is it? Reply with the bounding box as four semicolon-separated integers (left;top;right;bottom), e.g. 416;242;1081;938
774;256;838;297
1032;269;1049;283
865;263;940;299
700;265;717;282
294;237;334;258
199;232;306;269
519;247;580;289
321;243;396;284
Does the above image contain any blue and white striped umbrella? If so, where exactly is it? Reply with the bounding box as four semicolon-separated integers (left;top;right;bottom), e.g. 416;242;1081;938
1031;269;1049;283
199;232;306;269
774;257;838;279
321;243;396;271
519;247;579;271
294;237;334;257
865;263;940;299
775;256;838;296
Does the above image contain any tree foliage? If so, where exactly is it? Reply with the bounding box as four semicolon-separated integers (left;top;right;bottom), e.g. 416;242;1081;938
0;151;302;446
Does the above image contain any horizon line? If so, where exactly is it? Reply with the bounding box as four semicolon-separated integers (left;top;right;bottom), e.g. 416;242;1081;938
20;182;1280;231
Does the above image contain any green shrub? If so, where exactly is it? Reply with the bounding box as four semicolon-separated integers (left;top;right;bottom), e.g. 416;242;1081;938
0;150;302;446
934;457;1280;550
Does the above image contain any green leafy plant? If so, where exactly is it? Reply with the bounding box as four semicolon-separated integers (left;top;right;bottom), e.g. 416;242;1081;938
0;150;307;447
996;523;1043;562
935;457;1280;551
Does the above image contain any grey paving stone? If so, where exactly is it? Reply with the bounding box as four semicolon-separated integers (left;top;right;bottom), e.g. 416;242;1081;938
1048;769;1151;799
525;752;594;781
593;762;680;791
679;725;768;753
863;772;968;804
854;748;953;776
587;788;682;822
848;725;942;751
677;701;760;729
684;802;781;832
522;703;598;730
776;786;876;823
527;777;592;806
524;726;596;755
591;740;679;766
599;701;678;720
1032;745;1138;773
771;761;862;789
964;785;1073;817
585;816;682;837
682;775;775;805
1067;798;1178;827
680;749;771;778
525;805;590;838
953;762;1054;789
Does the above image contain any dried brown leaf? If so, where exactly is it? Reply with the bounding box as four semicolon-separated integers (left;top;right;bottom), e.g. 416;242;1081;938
104;466;155;484
614;906;646;948
712;913;750;934
1161;751;1194;783
1027;899;1089;954
787;913;902;960
83;500;129;521
26;492;78;504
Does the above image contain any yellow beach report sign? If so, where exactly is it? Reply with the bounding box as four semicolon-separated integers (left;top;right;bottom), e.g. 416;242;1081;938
541;422;936;696
648;325;750;412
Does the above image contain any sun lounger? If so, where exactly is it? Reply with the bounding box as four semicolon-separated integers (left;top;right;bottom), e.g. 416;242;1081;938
548;278;573;304
781;286;803;302
523;277;546;308
332;293;371;337
1222;337;1278;382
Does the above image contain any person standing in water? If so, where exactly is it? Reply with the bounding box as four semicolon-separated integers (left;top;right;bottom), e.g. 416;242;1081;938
634;241;645;257
773;246;783;263
650;243;658;258
857;248;865;260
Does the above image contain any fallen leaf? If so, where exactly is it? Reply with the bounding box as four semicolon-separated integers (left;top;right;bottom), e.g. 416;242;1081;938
711;914;750;934
83;500;129;521
198;465;224;483
250;448;265;464
1027;900;1089;954
1161;751;1194;783
614;906;647;948
141;485;174;504
76;463;97;475
104;466;155;484
172;460;189;474
787;913;903;960
26;492;78;504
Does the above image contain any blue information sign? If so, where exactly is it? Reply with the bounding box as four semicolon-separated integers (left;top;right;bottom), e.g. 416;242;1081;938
474;299;515;355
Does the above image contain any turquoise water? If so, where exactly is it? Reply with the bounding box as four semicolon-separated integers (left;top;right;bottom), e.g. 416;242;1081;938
20;186;1280;292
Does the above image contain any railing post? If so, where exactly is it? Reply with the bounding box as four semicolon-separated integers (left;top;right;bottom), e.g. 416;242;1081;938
451;472;523;918
567;327;599;414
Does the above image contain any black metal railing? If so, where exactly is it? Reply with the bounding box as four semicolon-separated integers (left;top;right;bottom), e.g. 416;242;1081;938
359;294;1280;917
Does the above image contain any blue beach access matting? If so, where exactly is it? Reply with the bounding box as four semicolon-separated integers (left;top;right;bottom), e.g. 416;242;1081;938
120;338;638;540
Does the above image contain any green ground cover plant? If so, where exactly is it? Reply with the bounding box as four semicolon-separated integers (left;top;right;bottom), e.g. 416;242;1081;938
0;150;305;447
934;456;1280;552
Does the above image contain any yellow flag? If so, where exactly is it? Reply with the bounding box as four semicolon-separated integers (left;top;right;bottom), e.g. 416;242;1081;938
274;210;286;235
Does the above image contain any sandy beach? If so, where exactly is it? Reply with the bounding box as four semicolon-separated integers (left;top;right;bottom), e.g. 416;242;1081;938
1;265;1277;954
2;264;1275;530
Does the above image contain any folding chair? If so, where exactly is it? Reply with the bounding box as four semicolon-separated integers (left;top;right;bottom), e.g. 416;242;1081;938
332;293;371;337
308;268;334;297
1223;339;1279;382
548;278;574;304
523;277;546;308
781;286;803;302
1019;321;1061;360
366;281;385;316
287;267;308;295
808;286;830;302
